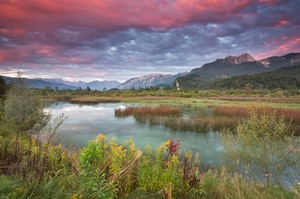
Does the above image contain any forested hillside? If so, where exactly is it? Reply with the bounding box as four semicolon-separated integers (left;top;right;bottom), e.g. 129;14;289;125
176;65;300;90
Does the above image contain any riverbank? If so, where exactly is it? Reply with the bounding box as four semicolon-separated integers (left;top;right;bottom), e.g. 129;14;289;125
41;94;300;109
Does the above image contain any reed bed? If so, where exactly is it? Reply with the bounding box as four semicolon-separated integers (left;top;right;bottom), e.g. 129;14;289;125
116;105;300;134
133;115;239;133
215;105;300;135
115;106;181;117
215;105;300;123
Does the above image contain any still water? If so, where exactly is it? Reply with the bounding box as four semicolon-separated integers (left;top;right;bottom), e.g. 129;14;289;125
46;102;224;165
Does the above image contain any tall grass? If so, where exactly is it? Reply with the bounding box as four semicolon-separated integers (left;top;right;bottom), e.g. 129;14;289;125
0;136;77;181
215;105;300;121
215;105;300;135
115;105;300;134
115;106;181;117
137;116;239;133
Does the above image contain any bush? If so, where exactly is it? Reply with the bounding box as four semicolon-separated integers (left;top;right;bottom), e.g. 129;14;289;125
222;107;300;184
3;78;50;136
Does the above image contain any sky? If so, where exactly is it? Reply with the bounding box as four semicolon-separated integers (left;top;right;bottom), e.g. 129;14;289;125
0;0;299;82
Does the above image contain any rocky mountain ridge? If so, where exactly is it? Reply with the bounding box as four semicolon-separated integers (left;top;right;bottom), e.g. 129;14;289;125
176;52;300;89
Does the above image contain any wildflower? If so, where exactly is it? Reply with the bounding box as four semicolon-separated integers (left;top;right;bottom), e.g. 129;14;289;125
96;134;107;142
166;138;180;156
145;145;152;155
185;150;192;160
70;193;83;199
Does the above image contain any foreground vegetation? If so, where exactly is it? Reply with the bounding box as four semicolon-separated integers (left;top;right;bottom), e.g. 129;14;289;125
1;131;299;199
1;76;300;198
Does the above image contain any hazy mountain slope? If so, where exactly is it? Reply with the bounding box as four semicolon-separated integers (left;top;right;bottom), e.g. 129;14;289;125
34;78;120;90
1;76;77;90
118;73;187;89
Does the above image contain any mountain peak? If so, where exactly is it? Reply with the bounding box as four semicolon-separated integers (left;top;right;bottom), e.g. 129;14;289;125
237;53;256;62
223;53;256;64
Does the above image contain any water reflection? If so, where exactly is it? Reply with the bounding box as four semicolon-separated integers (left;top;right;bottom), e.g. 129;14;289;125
46;102;224;165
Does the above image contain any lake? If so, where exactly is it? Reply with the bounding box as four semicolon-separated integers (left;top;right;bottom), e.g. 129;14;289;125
46;102;224;166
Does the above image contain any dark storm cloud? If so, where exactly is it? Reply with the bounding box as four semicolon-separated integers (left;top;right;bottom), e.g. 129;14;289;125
0;0;299;81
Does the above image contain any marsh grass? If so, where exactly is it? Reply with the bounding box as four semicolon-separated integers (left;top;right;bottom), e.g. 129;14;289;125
215;105;300;135
115;105;300;135
115;106;181;117
115;105;241;133
215;105;300;121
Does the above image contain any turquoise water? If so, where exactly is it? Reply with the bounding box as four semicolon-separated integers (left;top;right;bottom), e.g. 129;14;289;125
46;102;224;165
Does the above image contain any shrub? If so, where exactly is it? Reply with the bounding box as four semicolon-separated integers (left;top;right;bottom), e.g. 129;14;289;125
3;77;50;136
222;108;300;184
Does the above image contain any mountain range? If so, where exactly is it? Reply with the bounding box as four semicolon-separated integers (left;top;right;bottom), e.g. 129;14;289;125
1;52;299;90
176;52;300;89
117;72;187;89
1;77;121;91
34;78;121;90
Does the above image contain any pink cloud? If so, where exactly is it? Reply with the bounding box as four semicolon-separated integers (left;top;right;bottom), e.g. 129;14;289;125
0;0;252;31
0;28;25;36
59;56;95;65
0;52;6;62
275;19;289;27
35;45;57;57
254;36;300;59
258;0;281;6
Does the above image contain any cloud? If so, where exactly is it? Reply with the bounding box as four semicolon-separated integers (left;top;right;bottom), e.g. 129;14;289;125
0;0;252;30
0;0;299;81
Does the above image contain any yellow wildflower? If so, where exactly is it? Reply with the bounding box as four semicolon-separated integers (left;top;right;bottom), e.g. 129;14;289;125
185;150;192;160
70;193;83;199
96;134;107;142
